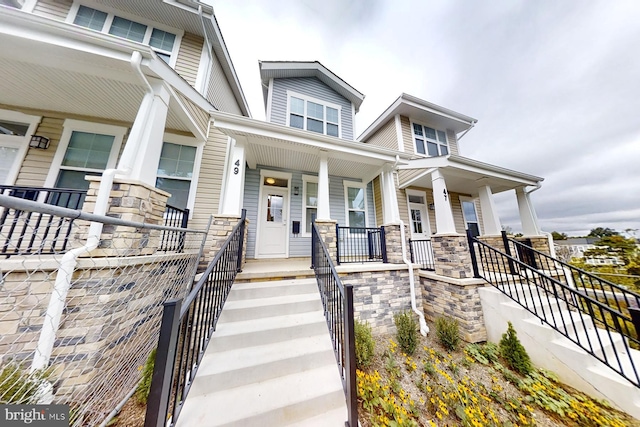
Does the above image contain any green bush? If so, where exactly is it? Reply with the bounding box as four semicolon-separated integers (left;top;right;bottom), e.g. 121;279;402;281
435;316;460;351
135;348;157;405
0;362;49;404
499;322;533;375
354;320;375;369
394;311;418;355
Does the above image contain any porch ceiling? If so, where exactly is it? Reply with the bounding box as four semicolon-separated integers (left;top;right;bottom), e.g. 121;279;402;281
0;10;203;136
398;155;543;196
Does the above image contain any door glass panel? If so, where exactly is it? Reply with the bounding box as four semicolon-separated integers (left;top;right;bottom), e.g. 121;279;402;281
266;194;283;222
408;195;424;204
411;208;423;234
0;146;18;184
462;201;478;222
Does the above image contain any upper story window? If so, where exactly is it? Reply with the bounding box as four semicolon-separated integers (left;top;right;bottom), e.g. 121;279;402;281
412;123;448;156
287;92;340;137
70;5;179;65
0;0;25;9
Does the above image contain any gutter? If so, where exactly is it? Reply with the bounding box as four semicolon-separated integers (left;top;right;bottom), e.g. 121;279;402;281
31;51;154;373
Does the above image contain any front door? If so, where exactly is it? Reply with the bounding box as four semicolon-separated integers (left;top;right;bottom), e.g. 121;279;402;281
257;186;289;258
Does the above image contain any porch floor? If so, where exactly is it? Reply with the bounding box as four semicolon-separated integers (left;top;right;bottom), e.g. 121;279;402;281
236;257;314;282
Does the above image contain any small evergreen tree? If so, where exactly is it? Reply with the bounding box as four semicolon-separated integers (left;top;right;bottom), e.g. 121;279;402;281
499;322;533;375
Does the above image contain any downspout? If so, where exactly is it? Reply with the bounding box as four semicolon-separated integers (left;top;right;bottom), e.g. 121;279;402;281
392;164;428;336
31;51;154;374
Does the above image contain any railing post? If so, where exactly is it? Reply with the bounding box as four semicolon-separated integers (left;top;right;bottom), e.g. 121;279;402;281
343;285;358;427
501;230;517;275
335;224;341;265
629;307;640;341
144;299;183;427
466;229;481;278
311;225;316;269
237;209;246;272
380;226;387;263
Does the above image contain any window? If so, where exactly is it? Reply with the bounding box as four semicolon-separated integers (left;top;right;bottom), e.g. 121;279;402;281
45;120;125;193
461;198;480;237
156;142;197;210
302;176;318;234
412;123;448;156
70;5;179;64
0;0;25;9
344;181;368;231
287;92;340;137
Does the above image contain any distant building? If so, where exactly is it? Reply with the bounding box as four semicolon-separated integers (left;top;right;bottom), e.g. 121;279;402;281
554;238;624;265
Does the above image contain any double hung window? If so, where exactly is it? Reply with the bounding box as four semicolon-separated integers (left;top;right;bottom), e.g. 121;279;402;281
344;181;368;232
71;5;178;64
412;123;448;156
302;176;318;234
288;93;340;137
156;142;197;210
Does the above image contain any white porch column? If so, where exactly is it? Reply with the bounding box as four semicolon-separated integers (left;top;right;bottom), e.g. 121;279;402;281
317;151;330;220
220;139;246;216
380;169;400;224
516;187;541;235
477;185;502;235
118;79;170;186
431;169;457;234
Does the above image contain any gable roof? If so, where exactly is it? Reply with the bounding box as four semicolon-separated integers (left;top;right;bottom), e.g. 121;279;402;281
358;93;477;141
259;61;365;112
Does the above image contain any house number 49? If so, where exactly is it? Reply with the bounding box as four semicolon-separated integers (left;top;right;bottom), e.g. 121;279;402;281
233;159;240;175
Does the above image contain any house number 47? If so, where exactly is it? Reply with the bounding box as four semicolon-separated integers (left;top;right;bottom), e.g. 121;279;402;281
233;160;240;175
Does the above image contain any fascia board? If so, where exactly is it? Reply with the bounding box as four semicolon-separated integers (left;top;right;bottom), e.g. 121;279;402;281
448;155;543;184
211;112;410;164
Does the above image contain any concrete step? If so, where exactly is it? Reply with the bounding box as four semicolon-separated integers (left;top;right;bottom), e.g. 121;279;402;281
227;278;317;301
218;293;322;322
211;311;329;350
189;335;337;395
177;364;345;427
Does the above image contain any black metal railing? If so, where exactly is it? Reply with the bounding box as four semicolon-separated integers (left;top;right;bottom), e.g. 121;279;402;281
336;225;387;264
311;223;357;427
0;186;86;256
144;210;246;427
160;204;189;252
409;239;435;270
468;230;640;387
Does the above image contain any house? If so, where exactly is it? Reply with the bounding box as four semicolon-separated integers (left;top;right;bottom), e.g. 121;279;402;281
554;237;625;265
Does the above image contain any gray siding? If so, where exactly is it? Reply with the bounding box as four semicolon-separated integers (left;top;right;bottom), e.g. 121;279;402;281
269;77;354;140
243;166;375;258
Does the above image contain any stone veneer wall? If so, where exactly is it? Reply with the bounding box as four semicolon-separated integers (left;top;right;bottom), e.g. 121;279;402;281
432;234;473;279
517;236;551;255
382;224;410;264
419;273;489;343
208;215;249;267
315;220;338;263
340;266;421;334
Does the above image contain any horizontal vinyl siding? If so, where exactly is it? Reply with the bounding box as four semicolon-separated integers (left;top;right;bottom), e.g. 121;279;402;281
191;127;228;233
270;78;354;140
15;117;63;186
450;192;466;234
206;50;242;115
243;168;260;259
174;32;203;88
397;169;426;187
33;0;72;20
373;176;382;226
447;129;460;155
400;115;413;154
363;118;397;150
474;199;485;235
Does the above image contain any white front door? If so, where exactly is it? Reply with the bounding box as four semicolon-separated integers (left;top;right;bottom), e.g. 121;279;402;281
406;190;430;240
257;186;289;257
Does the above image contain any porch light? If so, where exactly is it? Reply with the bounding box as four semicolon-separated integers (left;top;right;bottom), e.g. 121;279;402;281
29;135;50;149
265;177;276;185
428;203;435;210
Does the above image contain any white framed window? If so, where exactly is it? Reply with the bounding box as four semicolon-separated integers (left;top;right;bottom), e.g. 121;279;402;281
343;180;368;231
67;3;182;66
0;110;41;185
460;196;480;237
155;134;204;212
302;175;318;235
44;119;126;191
411;122;448;157
286;91;341;137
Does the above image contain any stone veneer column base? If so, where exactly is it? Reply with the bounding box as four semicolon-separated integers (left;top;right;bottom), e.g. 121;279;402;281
315;219;338;263
419;272;489;343
208;215;248;266
381;223;410;264
432;234;473;279
517;236;551;255
79;176;170;257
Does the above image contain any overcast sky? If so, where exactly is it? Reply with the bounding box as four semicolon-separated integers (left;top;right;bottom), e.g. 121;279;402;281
209;0;640;237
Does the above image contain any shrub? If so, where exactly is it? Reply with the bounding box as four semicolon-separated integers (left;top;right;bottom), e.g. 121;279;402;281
0;362;49;404
394;311;418;355
135;348;157;405
435;316;460;351
354;320;375;369
499;322;533;375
